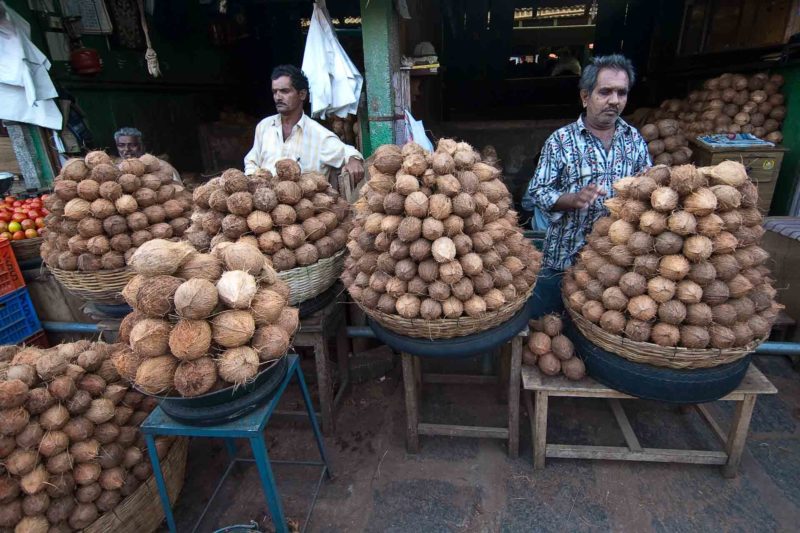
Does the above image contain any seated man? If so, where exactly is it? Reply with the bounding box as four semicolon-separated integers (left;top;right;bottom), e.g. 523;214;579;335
244;65;364;188
114;127;181;183
522;54;651;318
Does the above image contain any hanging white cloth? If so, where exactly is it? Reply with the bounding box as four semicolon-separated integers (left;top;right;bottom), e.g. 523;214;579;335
0;2;62;130
301;3;363;119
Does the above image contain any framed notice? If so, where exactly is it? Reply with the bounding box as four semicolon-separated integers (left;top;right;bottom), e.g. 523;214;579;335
59;0;113;34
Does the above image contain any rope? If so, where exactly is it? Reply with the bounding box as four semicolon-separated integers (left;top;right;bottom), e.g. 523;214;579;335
136;0;161;77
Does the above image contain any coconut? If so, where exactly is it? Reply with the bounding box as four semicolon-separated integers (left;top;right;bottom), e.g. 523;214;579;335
602;287;628;311
584;279;605;301
650;187;679;212
619;272;647;297
428;194;453;220
211;310;255;348
173;357;218;397
129;318;170;357
628;294;658;321
429;237;456;264
581;300;604;323
683;235;714;263
596;263;625;287
727;274;754;299
655;232;683;255
702;160;748;187
649;322;680;347
608;220;635;245
593;217;615;236
129;239;195;276
568;291;588;312
0;380;28;409
600;310;626;334
683;188;718;216
168;319;212;361
134;275;183;317
639;210;668;236
134;356;177;394
709;254;740;281
250;288;286;326
659;255;690;281
250;325;290;361
627;232;654;256
711;231;738;255
216;270;257;309
667;211;697;236
608;245;634;267
696;213;724;237
647;276;676;303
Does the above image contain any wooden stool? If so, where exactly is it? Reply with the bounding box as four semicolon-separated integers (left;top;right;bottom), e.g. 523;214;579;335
402;333;525;457
280;295;350;434
522;364;777;478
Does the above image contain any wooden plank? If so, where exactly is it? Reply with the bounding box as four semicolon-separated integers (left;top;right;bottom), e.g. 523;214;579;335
313;336;334;434
401;353;419;453
524;390;536;467
508;336;522;458
422;374;497;385
522;364;777;397
546;444;729;464
608;399;642;452
533;391;549;469
695;404;728;446
722;394;757;478
417;423;508;439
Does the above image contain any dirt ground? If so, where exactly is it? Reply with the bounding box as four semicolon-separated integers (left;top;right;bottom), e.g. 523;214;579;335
168;354;800;532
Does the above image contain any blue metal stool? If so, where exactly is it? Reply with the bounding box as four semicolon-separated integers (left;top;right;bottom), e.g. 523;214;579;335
140;354;332;533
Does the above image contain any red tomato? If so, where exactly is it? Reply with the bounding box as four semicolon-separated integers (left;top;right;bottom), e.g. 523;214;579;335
0;222;7;233
24;229;38;239
4;196;15;204
0;212;11;223
12;201;21;207
11;231;25;240
20;219;34;230
12;213;26;222
0;232;10;241
40;208;49;215
40;194;49;202
34;217;45;228
27;210;39;219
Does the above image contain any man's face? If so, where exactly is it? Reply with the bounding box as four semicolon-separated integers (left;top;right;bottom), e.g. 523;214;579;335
272;76;306;115
116;135;143;159
582;68;629;127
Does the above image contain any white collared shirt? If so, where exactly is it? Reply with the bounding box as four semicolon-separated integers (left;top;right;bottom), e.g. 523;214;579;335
243;113;362;177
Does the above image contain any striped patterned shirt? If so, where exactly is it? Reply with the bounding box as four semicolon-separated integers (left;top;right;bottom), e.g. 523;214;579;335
523;115;651;271
243;113;362;177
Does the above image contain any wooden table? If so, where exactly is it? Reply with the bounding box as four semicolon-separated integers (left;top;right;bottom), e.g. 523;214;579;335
402;332;525;457
522;364;777;477
277;296;350;434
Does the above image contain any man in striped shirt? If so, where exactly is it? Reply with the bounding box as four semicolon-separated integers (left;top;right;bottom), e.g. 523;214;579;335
244;65;364;186
523;54;652;318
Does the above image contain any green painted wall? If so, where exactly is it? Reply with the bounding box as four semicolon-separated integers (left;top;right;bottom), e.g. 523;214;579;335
770;64;800;215
360;0;397;154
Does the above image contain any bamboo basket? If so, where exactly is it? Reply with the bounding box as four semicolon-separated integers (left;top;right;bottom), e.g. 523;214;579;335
85;437;188;533
48;265;135;304
278;248;345;305
10;237;42;262
564;296;764;369
359;283;535;339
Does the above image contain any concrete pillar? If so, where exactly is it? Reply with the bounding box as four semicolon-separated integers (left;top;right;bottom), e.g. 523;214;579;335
360;0;399;155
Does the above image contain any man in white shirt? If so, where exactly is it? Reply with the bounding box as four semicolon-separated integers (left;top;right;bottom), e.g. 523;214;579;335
244;65;365;186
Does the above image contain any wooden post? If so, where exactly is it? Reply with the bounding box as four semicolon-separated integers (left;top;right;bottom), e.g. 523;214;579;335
498;343;511;403
335;322;351;406
313;337;334;434
402;352;419;453
507;336;522;458
722;394;757;478
533;390;549;469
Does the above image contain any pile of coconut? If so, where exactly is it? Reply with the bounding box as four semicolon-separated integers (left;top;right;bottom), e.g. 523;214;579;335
341;139;542;323
185;164;351;272
0;341;175;532
115;239;298;397
524;315;586;380
563;161;780;350
649;72;786;143
639;119;693;167
41;151;192;272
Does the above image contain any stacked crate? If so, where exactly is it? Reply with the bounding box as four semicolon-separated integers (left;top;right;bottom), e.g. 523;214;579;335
0;239;47;346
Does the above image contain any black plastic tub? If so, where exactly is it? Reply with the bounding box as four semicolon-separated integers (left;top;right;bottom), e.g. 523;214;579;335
298;282;340;318
142;355;289;425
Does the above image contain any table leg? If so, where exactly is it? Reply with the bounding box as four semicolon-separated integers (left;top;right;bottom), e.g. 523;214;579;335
508;336;522;458
224;438;238;461
402;352;419;453
250;436;288;533
498;345;510;403
533;391;549;469
144;434;176;533
722;394;757;478
335;323;351;405
296;364;332;475
313;336;334;434
413;355;422;405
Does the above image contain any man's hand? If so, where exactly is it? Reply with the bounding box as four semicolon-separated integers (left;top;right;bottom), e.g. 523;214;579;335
343;157;365;188
554;184;607;211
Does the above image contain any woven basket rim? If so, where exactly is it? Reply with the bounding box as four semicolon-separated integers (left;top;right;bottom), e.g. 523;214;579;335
562;294;764;369
277;248;345;278
278;248;346;305
358;282;535;339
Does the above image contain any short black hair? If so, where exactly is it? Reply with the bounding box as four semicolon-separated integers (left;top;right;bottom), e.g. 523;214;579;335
579;54;636;93
271;65;309;93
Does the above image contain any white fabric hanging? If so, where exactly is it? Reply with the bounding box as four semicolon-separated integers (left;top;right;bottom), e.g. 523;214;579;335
0;2;62;130
301;3;363;119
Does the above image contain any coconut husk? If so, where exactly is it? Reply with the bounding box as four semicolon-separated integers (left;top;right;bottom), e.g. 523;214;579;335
129;239;196;276
211;310;256;348
134;356;177;395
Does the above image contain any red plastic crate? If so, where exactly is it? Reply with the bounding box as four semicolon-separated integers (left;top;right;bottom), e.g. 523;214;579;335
23;330;50;348
0;240;25;297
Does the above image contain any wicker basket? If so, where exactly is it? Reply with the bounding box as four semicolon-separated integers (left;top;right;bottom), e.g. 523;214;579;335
278;248;345;306
564;297;764;369
85;437;188;533
10;237;42;262
360;283;534;339
49;266;135;304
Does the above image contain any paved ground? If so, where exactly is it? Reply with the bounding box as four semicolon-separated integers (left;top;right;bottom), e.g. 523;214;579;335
169;354;800;532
